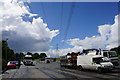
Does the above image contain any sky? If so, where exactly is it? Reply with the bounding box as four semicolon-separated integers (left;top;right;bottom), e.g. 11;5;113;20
0;0;120;57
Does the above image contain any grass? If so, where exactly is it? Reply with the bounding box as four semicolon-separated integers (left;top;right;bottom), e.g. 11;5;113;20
118;55;120;59
33;59;40;61
55;58;60;61
32;58;60;61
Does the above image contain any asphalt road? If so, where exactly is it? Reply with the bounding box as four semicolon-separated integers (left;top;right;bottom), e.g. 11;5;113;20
1;61;120;80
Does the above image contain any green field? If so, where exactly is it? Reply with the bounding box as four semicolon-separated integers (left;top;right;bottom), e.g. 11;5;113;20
55;58;60;61
33;59;40;61
32;58;60;61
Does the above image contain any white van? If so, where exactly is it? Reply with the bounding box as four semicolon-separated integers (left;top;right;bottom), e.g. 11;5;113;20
77;55;113;73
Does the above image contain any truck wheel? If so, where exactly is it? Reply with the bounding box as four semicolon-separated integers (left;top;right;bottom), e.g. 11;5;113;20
98;68;102;73
77;66;83;71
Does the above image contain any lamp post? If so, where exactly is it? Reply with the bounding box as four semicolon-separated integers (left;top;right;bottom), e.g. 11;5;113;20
6;38;8;61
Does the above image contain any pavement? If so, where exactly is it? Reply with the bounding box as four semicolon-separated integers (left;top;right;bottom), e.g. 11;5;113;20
1;61;120;80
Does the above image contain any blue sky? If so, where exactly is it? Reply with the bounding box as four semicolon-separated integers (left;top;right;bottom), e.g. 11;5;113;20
28;2;118;49
1;1;119;54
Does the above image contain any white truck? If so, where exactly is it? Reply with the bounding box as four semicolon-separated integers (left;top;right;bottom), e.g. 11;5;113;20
23;55;33;65
77;55;113;73
87;50;119;66
45;57;51;63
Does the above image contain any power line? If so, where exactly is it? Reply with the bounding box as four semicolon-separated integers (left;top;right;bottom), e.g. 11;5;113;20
23;1;49;34
18;0;46;34
23;0;47;35
11;0;45;37
58;2;64;49
56;44;59;58
40;2;48;24
11;0;32;23
62;2;76;48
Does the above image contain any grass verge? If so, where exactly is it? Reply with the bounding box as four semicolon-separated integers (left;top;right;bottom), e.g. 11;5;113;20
33;59;40;61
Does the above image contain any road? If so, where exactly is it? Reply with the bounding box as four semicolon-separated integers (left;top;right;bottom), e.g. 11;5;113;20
1;61;120;80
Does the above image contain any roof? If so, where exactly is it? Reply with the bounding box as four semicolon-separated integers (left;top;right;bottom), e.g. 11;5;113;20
25;55;32;57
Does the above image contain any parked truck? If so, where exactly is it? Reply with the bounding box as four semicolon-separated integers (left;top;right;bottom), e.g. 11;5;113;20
86;50;119;66
60;54;77;68
77;55;113;73
23;55;33;65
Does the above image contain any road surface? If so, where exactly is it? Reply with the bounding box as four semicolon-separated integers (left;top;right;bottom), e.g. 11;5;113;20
1;61;120;80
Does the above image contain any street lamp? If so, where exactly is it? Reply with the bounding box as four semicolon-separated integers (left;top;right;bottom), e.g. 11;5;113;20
6;38;8;60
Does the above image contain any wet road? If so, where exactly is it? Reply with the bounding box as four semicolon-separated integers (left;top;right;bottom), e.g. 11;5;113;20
1;61;120;80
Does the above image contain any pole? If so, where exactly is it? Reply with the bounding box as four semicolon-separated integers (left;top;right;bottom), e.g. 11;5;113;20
56;44;59;58
6;38;8;61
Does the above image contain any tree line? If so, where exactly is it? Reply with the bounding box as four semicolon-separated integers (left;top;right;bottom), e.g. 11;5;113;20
1;40;47;71
110;46;120;55
2;40;15;70
1;40;120;70
17;52;47;60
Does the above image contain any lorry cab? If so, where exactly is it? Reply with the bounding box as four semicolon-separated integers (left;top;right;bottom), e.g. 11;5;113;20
23;55;33;65
87;50;119;66
45;57;50;63
98;51;119;66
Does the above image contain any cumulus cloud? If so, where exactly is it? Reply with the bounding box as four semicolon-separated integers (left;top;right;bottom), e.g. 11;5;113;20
67;14;119;51
47;46;83;57
47;14;119;57
0;0;59;52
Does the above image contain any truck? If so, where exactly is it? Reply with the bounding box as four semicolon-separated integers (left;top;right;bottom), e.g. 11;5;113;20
86;50;119;66
23;55;33;65
77;55;113;73
60;54;77;68
45;57;51;63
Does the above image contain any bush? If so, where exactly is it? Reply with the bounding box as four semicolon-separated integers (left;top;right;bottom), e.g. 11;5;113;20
118;55;120;59
2;59;7;70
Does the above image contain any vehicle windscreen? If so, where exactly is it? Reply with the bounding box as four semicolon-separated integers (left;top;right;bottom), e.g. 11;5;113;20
93;57;109;64
108;52;118;58
24;57;32;59
10;62;16;64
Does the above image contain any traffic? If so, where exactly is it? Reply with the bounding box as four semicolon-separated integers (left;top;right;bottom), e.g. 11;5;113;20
60;49;119;73
4;49;119;74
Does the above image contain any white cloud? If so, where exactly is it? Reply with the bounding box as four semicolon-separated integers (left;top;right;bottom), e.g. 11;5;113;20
46;14;119;57
47;46;83;57
67;14;119;52
0;0;59;52
1;0;119;57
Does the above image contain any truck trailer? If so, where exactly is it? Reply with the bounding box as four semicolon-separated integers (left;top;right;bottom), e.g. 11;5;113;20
60;54;77;68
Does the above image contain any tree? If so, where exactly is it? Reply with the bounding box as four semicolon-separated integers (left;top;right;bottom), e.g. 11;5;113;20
1;40;15;70
33;53;39;59
2;40;15;61
19;53;25;59
110;46;120;55
39;53;47;58
67;53;71;55
27;52;32;55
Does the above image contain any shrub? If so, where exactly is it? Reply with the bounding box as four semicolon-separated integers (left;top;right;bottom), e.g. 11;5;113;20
118;55;120;59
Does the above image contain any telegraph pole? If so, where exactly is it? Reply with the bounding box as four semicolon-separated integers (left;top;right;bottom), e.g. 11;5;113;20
6;38;8;60
56;44;59;58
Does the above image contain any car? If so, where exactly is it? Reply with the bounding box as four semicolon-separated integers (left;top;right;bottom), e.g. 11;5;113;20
7;61;17;69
